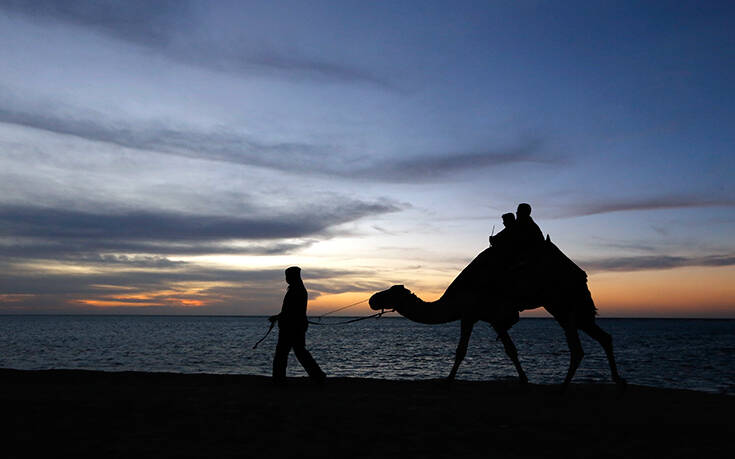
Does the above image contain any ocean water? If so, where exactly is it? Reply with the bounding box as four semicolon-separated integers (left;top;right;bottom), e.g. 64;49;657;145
0;316;733;395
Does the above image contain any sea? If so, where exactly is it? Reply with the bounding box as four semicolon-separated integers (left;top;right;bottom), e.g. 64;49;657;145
0;316;733;395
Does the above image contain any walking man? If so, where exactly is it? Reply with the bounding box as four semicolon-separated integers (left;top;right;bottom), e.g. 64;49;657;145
269;266;326;384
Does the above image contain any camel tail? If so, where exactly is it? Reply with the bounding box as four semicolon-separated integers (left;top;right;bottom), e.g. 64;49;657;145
584;285;599;318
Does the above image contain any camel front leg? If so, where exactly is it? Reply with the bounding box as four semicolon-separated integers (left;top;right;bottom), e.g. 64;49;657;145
447;318;474;381
497;330;528;386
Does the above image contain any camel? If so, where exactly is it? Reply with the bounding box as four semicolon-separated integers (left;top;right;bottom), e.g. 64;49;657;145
368;237;626;392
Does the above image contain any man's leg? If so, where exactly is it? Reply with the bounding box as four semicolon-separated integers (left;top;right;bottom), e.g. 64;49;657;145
292;331;326;382
272;331;291;383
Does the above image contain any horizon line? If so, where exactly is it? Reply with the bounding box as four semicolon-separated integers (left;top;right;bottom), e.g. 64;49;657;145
0;313;733;320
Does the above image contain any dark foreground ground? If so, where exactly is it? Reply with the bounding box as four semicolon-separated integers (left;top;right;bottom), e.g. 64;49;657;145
2;369;732;458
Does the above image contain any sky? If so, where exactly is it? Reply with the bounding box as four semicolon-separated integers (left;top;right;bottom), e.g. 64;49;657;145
1;0;734;317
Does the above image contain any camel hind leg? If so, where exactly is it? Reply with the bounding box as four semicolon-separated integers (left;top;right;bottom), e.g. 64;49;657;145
561;327;584;393
580;322;627;391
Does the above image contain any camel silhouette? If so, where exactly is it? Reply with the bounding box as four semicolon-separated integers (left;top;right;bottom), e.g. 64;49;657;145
369;236;626;393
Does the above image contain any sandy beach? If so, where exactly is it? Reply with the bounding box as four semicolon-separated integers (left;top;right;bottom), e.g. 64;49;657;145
3;368;732;458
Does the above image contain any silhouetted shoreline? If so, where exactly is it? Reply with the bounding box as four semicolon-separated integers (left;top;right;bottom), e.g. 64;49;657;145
3;368;732;458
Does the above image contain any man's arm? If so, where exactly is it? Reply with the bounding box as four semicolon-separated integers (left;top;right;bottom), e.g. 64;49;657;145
269;292;290;322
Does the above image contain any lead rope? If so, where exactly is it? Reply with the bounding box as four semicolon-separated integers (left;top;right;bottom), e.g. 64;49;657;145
251;295;392;348
313;297;371;320
308;308;394;325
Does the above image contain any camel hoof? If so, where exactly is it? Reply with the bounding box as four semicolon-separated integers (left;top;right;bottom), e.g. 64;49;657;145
615;378;628;397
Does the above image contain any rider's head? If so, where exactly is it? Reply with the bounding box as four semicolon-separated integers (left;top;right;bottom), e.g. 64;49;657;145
501;213;515;228
516;203;532;219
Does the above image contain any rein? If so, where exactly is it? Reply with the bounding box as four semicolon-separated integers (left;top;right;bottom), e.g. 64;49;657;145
251;294;394;348
308;308;394;325
313;297;370;319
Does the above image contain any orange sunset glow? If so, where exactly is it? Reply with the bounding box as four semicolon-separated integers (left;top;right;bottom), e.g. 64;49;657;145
0;1;733;319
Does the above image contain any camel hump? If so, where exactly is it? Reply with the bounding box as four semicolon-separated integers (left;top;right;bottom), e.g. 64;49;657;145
544;237;587;281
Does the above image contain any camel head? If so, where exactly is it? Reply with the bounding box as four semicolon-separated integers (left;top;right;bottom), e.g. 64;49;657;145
369;285;415;311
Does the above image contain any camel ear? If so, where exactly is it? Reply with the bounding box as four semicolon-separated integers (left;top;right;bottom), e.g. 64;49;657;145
546;234;551;242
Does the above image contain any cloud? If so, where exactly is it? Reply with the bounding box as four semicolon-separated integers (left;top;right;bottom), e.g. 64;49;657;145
559;196;735;218
65;254;186;269
1;0;393;89
239;50;395;89
306;280;390;295
0;259;373;314
0;261;361;295
0;238;317;259
0;205;378;240
356;138;561;182
0;101;331;173
0;97;559;181
590;240;659;253
1;0;186;47
581;254;735;272
0;199;401;258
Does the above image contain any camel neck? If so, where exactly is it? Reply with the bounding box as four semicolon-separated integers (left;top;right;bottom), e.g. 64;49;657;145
395;294;460;325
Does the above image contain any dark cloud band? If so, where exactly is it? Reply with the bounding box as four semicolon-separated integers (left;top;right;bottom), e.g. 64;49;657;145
0;199;400;256
581;254;735;272
356;138;561;182
560;196;735;218
0;99;558;181
1;0;393;89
